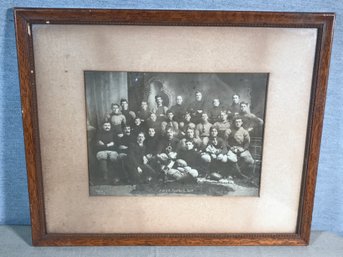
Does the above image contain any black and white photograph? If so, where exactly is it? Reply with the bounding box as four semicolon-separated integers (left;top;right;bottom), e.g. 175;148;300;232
85;72;268;196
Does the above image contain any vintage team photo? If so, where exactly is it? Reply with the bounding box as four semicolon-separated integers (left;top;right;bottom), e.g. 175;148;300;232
85;72;268;196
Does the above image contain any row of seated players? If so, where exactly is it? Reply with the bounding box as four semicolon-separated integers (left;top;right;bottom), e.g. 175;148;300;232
94;115;256;185
107;105;263;143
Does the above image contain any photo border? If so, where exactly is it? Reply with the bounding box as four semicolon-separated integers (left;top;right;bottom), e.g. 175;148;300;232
14;8;334;246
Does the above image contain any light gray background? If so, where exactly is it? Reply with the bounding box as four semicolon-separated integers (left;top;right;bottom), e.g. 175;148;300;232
0;0;342;236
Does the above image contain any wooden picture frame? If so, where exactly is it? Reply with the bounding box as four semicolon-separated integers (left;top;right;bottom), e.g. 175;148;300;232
14;8;334;246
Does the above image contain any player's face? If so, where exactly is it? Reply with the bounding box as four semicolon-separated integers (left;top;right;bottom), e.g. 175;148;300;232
210;128;218;137
240;103;248;113
150;113;157;121
121;101;128;110
124;126;131;135
233;95;240;104
186;129;194;138
166;129;174;139
134;118;141;126
195;92;202;101
235;119;243;128
103;123;111;131
213;99;220;107
176;96;183;105
141;101;148;110
148;128;155;137
167;112;174;120
186;141;194;150
220;112;227;121
137;133;145;144
112;105;120;113
201;113;208;122
185;113;191;121
156;97;163;105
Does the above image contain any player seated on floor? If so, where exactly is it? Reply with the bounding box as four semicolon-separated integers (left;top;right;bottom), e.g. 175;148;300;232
124;132;158;185
144;127;161;172
164;140;199;183
155;127;180;178
200;126;229;178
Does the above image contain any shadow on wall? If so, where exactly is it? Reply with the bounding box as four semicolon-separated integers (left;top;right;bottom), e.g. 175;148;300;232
0;8;30;225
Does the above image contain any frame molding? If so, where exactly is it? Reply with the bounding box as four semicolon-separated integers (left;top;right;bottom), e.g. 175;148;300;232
14;8;335;246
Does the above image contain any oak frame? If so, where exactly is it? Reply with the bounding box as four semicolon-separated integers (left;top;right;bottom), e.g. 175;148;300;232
14;8;334;246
